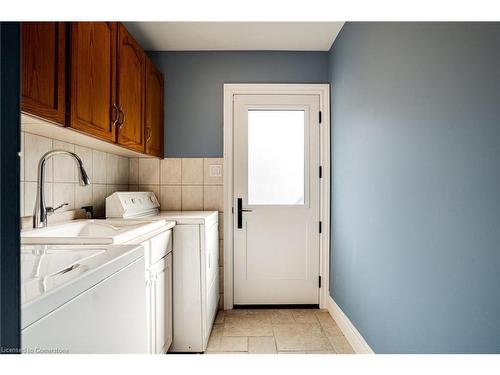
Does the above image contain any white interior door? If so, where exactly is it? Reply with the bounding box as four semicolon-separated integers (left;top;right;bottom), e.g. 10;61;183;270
233;94;321;305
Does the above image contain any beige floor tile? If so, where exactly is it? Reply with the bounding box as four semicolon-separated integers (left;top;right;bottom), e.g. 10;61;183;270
214;310;225;324
206;309;354;355
220;336;248;352
270;309;295;324
322;323;344;338
315;311;335;324
206;324;224;352
245;309;276;317
273;323;332;352
278;351;306;354
223;314;273;337
248;337;277;354
291;309;320;324
206;352;249;355
328;335;355;354
315;311;344;337
224;309;250;316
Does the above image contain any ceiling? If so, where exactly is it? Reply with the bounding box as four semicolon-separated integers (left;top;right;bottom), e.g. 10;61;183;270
123;22;344;51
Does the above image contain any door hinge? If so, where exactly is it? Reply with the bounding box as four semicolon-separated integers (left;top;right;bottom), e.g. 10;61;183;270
318;276;322;288
319;111;322;124
319;166;322;178
319;221;322;233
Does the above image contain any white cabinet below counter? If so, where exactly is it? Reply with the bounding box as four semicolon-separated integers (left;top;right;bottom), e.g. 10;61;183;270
125;225;173;354
150;252;173;354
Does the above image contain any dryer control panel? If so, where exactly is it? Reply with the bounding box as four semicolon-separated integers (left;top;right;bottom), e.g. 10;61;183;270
106;192;160;218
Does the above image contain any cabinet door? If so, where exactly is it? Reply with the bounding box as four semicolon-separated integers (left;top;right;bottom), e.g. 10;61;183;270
70;22;117;142
21;22;66;125
152;253;173;353
116;23;145;152
144;57;164;157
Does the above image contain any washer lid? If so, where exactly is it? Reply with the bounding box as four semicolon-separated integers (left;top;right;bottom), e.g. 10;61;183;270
21;243;143;329
106;191;160;218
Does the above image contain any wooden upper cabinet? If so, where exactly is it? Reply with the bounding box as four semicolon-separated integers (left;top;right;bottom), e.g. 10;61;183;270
116;24;146;152
69;22;117;142
145;57;164;157
22;22;164;157
21;22;66;125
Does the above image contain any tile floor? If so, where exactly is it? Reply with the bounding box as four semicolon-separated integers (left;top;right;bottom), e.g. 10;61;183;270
205;309;355;354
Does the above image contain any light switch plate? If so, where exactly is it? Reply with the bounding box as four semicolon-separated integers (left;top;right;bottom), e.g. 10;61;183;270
209;164;223;177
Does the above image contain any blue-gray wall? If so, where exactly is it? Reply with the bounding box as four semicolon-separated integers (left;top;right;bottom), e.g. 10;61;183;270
148;51;328;157
328;22;500;353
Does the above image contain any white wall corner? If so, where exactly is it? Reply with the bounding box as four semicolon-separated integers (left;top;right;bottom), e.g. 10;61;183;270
326;295;375;354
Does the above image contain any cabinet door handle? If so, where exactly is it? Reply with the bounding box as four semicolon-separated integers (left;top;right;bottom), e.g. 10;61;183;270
146;127;152;143
118;107;125;129
112;104;119;126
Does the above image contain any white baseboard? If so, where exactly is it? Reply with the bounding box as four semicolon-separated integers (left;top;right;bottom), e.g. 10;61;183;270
326;295;374;354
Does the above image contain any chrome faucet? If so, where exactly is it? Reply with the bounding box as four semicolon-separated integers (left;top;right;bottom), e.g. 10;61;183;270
33;150;91;228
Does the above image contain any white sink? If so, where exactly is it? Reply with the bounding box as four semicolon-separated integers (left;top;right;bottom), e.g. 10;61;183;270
21;219;168;245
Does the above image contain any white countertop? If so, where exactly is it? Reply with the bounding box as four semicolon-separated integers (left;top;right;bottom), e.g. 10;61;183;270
154;211;219;225
21;243;144;329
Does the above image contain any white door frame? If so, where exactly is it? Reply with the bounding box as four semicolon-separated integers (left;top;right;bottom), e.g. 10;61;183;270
223;84;331;310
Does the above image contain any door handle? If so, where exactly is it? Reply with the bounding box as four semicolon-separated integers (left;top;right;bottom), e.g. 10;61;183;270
237;198;252;229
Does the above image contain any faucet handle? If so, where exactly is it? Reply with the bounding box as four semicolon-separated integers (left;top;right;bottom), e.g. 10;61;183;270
46;203;69;214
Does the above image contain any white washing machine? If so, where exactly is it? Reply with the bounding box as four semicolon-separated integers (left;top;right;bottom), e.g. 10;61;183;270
106;192;219;353
21;243;148;354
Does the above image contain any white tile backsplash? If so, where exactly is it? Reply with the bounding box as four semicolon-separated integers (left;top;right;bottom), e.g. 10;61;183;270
160;185;182;211
20;130;133;219
53;183;75;211
203;185;224;212
117;156;129;185
138;184;160;199
139;158;160;185
181;185;204;210
92;184;107;218
24;133;53;182
106;153;119;185
92;150;107;184
75;184;93;209
53;140;76;183
160;158;182;185
181;158;204;185
24;181;53;217
129;158;139;184
75;145;93;181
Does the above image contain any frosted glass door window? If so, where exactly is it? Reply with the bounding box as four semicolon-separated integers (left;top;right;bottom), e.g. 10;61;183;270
247;110;305;205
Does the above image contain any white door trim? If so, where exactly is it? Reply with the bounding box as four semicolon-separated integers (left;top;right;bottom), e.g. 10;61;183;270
223;83;331;310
